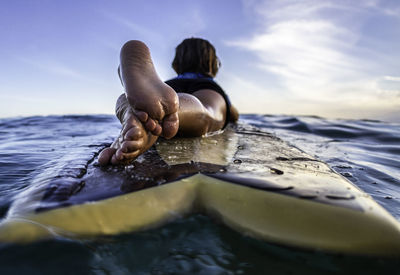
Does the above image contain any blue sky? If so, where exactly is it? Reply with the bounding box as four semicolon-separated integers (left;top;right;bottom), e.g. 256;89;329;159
1;0;399;121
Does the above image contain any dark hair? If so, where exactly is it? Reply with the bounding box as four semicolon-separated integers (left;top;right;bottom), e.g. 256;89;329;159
172;38;221;77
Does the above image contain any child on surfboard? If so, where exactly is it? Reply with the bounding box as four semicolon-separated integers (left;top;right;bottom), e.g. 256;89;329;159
98;38;239;165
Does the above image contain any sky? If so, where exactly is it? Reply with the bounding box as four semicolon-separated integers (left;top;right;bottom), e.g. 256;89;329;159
1;0;399;121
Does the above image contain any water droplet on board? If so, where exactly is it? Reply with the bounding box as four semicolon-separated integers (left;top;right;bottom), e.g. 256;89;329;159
276;157;289;161
340;172;353;178
270;168;284;175
233;159;242;164
326;194;355;200
298;194;317;199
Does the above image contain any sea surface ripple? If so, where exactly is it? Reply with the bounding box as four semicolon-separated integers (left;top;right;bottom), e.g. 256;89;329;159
0;114;399;275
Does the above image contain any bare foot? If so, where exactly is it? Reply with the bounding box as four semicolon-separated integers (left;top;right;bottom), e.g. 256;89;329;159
98;109;158;166
120;40;179;139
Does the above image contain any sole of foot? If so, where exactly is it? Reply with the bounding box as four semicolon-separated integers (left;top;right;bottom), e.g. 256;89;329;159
120;40;179;139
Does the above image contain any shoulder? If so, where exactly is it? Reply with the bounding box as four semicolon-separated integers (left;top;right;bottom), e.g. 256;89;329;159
165;77;190;85
194;78;224;92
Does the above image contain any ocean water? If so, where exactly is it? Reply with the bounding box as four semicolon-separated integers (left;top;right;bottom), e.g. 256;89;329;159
0;114;399;274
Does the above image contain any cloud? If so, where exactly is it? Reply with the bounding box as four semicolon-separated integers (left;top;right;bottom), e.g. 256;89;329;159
179;6;207;35
17;56;85;79
99;11;162;43
225;0;400;120
364;0;400;17
384;76;400;82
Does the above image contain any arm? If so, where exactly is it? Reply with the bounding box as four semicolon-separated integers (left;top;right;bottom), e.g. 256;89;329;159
177;89;227;136
229;105;239;122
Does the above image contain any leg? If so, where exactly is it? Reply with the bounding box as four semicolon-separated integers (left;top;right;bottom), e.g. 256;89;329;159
119;40;179;139
98;89;228;165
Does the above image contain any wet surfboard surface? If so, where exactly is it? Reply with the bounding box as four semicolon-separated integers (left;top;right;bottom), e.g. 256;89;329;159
1;123;400;256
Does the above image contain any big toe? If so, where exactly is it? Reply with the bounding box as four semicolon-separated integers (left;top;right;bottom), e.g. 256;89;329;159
162;112;179;139
98;147;116;166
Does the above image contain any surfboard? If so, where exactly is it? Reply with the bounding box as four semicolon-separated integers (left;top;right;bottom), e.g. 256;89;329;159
1;123;400;256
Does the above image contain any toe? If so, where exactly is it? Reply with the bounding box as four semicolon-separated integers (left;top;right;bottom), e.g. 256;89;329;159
121;150;141;160
134;110;148;123
98;147;116;166
162;112;179;139
145;118;157;132
111;149;125;165
115;149;125;161
111;148;141;164
111;154;120;165
151;123;162;136
121;140;144;153
124;127;143;141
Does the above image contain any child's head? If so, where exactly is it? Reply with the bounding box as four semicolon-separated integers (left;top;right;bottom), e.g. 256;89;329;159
172;38;220;78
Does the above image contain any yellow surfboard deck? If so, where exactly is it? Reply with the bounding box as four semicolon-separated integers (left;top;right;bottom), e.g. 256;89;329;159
1;124;400;256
